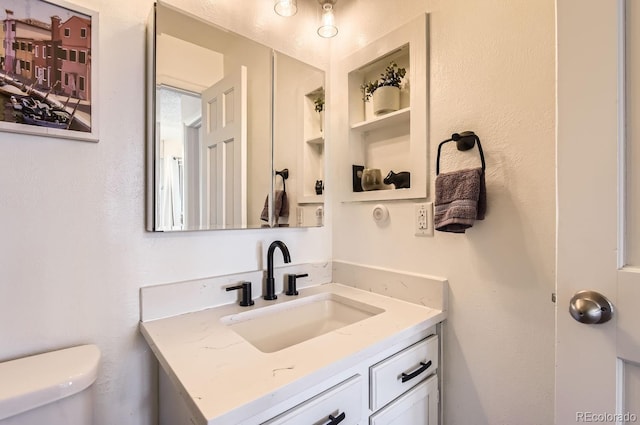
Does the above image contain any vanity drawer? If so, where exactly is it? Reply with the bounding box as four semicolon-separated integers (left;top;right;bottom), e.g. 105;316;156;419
369;374;438;425
370;335;438;411
263;375;363;425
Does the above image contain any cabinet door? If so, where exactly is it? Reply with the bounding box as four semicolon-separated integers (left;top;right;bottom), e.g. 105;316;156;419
263;375;362;425
369;374;438;425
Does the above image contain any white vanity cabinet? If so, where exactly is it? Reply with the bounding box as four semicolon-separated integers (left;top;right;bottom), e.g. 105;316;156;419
157;330;441;425
141;282;447;425
258;333;440;425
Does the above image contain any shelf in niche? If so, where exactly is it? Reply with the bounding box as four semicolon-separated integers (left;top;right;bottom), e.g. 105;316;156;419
305;135;324;145
343;187;423;203
350;107;410;133
298;194;324;204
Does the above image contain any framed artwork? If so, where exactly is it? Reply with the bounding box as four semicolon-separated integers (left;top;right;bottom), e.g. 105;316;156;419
0;0;98;142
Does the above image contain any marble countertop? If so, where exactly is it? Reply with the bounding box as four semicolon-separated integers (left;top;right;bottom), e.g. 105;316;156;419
140;282;446;425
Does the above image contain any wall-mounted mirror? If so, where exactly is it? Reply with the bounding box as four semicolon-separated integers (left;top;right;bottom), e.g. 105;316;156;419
146;1;325;231
273;51;325;228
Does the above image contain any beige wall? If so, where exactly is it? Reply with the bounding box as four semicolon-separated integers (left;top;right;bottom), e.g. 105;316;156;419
329;0;556;424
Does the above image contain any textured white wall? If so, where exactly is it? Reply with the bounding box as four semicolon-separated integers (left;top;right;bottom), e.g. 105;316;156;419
328;0;556;424
0;0;330;424
0;0;555;424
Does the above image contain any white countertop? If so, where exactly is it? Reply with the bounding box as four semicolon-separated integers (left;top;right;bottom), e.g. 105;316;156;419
140;282;446;425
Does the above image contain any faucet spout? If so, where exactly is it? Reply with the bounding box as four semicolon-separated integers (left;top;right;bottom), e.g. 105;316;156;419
264;240;291;300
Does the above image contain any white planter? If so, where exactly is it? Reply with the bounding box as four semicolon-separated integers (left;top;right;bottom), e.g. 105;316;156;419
373;86;400;116
364;100;374;121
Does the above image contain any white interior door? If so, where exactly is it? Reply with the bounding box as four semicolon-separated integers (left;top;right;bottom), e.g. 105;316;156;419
557;0;640;423
200;66;247;228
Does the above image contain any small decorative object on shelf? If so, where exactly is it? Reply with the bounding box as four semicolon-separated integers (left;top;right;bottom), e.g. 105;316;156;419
352;165;365;192
361;168;384;191
384;170;411;189
315;180;324;195
360;61;406;116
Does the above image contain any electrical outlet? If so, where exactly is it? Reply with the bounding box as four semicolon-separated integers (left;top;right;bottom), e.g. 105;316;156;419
296;207;304;226
415;202;434;236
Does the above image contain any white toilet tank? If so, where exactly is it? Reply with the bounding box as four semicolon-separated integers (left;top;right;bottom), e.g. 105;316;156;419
0;345;100;425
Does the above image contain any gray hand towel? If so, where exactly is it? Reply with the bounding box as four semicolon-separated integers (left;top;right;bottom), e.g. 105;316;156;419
260;190;290;223
276;190;289;220
435;167;486;233
260;195;269;222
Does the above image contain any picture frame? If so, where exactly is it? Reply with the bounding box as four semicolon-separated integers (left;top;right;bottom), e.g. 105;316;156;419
0;0;99;142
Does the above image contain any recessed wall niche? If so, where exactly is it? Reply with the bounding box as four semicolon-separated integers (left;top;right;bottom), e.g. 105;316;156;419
339;14;428;202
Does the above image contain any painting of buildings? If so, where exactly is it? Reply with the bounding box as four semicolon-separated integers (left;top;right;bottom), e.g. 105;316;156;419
0;0;95;138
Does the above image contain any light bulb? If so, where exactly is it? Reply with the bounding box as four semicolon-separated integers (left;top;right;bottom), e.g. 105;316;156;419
317;3;337;38
274;0;297;17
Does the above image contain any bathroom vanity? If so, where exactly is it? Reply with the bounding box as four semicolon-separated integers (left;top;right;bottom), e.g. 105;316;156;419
140;263;447;425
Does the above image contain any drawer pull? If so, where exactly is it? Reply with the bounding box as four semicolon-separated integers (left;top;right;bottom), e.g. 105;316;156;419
400;360;432;383
324;412;346;424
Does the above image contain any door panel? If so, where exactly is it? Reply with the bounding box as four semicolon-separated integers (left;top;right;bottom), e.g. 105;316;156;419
200;66;247;228
207;144;219;225
617;270;640;361
224;138;236;226
623;361;640;421
627;0;640;266
208;98;219;132
224;88;235;125
557;0;640;422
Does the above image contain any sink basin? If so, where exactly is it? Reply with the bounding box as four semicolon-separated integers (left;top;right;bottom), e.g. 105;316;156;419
220;293;385;353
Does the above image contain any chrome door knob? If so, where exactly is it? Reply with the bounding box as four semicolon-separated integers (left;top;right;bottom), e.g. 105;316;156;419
569;290;614;324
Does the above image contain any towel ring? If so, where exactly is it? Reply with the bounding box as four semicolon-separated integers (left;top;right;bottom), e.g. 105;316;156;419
436;131;486;175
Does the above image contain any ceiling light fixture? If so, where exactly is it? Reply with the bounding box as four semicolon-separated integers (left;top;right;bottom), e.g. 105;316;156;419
317;0;338;38
274;0;298;17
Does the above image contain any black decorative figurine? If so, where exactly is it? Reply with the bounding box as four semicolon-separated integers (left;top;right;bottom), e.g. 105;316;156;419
384;170;411;189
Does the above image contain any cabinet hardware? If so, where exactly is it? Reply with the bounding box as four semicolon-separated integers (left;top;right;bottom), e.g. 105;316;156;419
401;360;432;383
325;412;346;424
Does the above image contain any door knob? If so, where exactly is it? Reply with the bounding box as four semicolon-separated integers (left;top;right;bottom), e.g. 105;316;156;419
569;290;614;324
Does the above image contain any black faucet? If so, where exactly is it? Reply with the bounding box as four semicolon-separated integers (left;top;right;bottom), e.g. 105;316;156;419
264;240;291;300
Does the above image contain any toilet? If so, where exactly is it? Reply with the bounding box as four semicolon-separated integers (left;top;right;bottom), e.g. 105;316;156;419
0;344;100;425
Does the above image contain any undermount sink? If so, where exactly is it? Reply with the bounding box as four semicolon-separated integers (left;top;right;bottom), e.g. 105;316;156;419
220;292;385;353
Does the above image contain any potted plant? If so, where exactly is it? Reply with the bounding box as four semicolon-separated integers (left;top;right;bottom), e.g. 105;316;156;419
360;61;406;116
314;96;324;113
314;93;325;133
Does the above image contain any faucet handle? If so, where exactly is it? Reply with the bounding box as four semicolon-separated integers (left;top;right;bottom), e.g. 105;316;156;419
226;282;255;307
285;274;309;296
